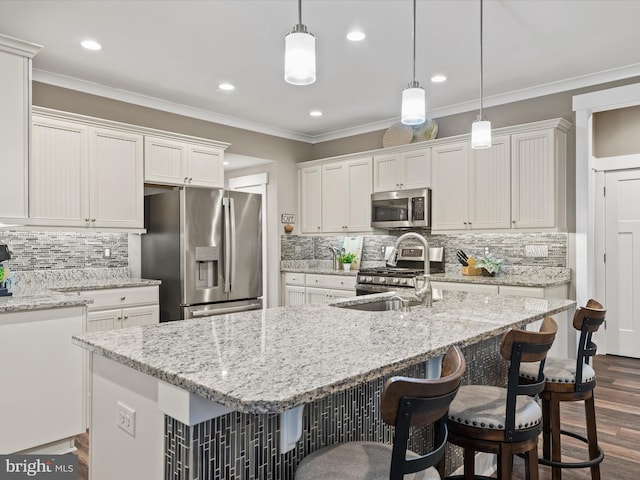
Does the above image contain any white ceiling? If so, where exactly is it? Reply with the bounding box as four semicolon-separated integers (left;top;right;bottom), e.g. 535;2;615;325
2;0;640;145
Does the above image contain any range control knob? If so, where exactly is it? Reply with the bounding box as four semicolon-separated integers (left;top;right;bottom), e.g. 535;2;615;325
378;277;386;284
364;276;372;282
401;278;408;285
392;278;400;284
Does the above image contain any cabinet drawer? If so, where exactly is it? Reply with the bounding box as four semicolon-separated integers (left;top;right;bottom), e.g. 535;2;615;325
284;272;306;286
498;286;544;298
79;286;159;310
430;281;499;295
305;274;356;290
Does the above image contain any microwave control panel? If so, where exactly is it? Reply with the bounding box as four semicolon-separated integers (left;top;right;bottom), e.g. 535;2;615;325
411;197;425;221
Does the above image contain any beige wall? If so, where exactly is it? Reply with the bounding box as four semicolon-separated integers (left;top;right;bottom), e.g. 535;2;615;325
593;105;640;157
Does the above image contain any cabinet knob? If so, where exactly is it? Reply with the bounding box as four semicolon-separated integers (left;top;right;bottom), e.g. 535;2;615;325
512;220;516;224
189;177;193;182
91;218;96;222
124;315;128;319
84;218;90;222
463;222;468;225
184;177;189;183
120;296;126;301
117;316;122;320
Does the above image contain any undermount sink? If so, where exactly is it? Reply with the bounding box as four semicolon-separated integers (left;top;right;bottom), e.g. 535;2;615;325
335;298;422;312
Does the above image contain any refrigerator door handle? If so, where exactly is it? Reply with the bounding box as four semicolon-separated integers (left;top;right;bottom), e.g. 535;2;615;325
229;197;237;294
191;303;261;317
223;197;231;293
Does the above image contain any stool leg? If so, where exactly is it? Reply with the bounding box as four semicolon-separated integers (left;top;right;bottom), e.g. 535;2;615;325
585;393;601;480
498;444;513;480
524;445;539;480
550;395;562;480
542;397;551;461
464;448;475;480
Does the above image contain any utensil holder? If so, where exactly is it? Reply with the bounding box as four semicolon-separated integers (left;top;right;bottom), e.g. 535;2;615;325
461;266;482;276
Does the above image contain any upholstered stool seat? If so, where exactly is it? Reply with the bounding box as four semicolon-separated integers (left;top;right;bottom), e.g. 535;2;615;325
442;317;558;480
295;346;466;480
295;442;440;480
519;299;606;480
520;357;595;385
448;385;542;431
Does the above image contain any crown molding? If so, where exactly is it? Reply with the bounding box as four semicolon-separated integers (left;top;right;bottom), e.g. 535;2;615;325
0;33;42;58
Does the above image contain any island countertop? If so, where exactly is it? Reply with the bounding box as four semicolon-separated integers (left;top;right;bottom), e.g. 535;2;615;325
73;291;575;414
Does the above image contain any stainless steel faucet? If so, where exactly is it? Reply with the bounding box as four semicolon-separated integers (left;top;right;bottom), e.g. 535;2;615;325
392;232;432;306
329;246;341;270
392;232;431;275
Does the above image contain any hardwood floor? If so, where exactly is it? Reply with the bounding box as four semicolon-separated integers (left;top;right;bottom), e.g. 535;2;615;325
72;354;639;480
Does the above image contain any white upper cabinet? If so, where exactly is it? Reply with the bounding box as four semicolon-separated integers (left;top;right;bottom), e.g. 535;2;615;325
0;35;41;222
345;157;373;232
30;115;144;229
511;128;565;229
432;142;470;230
373;149;430;192
144;135;224;188
300;165;322;233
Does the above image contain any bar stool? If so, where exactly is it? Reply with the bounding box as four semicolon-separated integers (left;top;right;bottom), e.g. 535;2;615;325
443;317;558;480
295;346;466;480
520;299;605;480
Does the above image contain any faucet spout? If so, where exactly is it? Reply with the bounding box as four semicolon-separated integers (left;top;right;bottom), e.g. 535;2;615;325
394;232;430;277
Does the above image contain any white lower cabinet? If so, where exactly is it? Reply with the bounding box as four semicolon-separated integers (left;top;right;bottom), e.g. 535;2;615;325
79;286;159;426
0;306;85;454
282;272;356;306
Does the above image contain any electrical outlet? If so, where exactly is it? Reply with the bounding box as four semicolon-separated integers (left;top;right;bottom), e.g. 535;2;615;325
117;401;136;437
525;245;549;257
484;246;490;256
104;247;111;258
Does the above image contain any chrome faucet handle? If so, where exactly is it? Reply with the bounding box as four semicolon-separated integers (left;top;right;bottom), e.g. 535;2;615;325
414;275;432;307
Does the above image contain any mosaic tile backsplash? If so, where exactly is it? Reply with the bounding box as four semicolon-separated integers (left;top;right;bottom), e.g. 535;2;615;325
164;336;505;480
281;232;568;268
0;230;128;271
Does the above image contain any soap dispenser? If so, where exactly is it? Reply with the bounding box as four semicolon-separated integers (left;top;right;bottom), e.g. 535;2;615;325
0;244;12;297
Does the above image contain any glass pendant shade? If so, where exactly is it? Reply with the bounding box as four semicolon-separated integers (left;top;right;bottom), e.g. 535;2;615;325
284;27;316;85
401;84;426;125
471;118;492;149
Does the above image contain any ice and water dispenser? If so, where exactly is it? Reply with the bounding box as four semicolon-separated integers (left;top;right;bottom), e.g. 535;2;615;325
195;246;219;289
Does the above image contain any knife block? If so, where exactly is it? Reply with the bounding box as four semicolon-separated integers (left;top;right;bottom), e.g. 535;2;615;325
461;266;482;276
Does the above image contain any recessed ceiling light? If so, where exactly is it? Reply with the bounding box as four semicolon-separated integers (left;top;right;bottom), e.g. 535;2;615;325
218;83;235;91
431;74;447;83
309;110;323;117
81;40;102;51
347;31;366;42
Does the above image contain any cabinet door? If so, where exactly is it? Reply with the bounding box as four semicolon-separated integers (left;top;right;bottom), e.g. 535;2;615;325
284;285;306;306
187;144;224;188
30;116;89;226
326;288;355;300
306;287;332;305
89;127;144;228
373;154;402;192
511;129;556;228
469;135;511;229
300;166;322;233
87;309;120;332
402;149;431;190
431;142;470;230
144;136;186;185
121;305;160;328
347;157;373;232
322;162;348;232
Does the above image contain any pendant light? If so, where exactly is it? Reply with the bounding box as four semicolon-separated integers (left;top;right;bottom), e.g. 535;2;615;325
284;0;316;85
471;0;491;149
401;0;426;125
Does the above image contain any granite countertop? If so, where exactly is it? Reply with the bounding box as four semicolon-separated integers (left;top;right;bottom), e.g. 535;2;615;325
0;268;161;313
281;261;571;288
73;291;575;414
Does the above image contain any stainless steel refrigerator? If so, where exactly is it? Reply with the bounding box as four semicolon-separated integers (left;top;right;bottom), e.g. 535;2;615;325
142;187;262;321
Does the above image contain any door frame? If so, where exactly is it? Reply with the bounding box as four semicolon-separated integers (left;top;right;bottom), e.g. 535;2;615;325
574;83;640;354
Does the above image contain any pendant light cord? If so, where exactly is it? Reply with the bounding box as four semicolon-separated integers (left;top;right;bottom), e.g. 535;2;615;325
298;0;302;26
479;0;484;119
412;0;416;83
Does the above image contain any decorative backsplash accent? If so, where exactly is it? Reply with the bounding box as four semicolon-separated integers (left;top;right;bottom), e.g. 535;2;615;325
281;232;568;268
0;230;128;271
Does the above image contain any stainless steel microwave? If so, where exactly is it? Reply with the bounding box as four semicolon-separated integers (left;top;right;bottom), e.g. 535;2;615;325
371;188;431;229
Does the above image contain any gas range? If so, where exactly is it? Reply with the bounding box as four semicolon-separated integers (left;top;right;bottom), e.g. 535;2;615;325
357;267;424;288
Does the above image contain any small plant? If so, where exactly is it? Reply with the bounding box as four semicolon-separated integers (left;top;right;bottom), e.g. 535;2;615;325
340;252;356;264
476;254;503;276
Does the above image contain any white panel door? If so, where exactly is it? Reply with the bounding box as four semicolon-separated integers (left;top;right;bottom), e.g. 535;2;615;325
605;169;640;358
300;166;322;233
432;142;470;230
30;117;89;226
285;286;306;306
306;287;331;304
347;157;373;232
402;149;431;190
87;309;120;332
373;154;401;192
511;130;555;228
121;305;160;328
470;135;511;229
322;162;348;232
144;136;186;185
187;144;224;188
89;127;144;229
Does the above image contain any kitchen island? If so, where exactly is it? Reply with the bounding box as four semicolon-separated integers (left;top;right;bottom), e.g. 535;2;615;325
73;290;575;480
